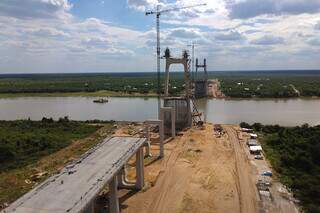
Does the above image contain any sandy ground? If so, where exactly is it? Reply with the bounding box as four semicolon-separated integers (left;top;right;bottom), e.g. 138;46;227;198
224;126;259;213
117;124;259;213
104;123;299;213
208;79;225;98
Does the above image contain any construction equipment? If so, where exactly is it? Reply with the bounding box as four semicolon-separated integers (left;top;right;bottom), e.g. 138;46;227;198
145;3;207;119
187;42;195;81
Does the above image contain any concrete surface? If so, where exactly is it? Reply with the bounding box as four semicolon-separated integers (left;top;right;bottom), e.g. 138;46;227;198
2;137;146;213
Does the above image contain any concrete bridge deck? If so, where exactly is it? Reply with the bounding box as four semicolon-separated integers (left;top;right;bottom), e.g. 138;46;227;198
3;136;146;213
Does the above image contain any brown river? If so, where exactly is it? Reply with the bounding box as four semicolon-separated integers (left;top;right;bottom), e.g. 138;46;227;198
0;97;319;126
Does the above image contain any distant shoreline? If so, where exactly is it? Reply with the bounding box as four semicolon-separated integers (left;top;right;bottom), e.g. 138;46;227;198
0;91;158;98
0;91;320;99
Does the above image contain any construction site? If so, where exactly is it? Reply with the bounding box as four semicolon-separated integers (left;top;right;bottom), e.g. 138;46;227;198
1;3;301;213
2;47;299;213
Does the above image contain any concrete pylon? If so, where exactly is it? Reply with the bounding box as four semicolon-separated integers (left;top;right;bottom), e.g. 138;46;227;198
164;57;190;98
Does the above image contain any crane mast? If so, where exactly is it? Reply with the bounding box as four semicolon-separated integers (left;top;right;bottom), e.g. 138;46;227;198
145;3;206;118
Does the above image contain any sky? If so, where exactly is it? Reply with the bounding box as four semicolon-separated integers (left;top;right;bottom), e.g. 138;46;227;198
0;0;319;73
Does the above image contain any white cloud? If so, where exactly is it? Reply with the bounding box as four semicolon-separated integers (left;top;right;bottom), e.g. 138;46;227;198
0;0;320;73
308;38;320;46
27;28;70;38
127;0;158;11
315;21;320;30
169;28;202;39
0;0;72;20
228;0;320;19
214;31;244;41
251;35;284;45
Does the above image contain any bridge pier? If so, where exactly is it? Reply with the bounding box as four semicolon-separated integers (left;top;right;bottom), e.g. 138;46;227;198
160;107;176;138
4;137;147;213
109;176;120;213
144;119;164;158
135;147;145;190
109;146;145;213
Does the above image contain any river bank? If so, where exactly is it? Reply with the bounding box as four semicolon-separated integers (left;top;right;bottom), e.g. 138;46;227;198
0;91;158;98
1;91;320;99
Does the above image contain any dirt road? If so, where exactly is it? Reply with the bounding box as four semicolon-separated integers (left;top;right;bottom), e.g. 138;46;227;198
224;126;259;213
120;124;259;213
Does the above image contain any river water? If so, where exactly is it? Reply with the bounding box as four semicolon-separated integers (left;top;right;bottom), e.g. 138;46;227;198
0;97;319;126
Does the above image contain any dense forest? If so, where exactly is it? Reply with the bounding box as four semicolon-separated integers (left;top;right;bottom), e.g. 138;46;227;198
1;71;320;98
0;118;100;171
240;122;320;212
220;75;320;98
0;73;184;95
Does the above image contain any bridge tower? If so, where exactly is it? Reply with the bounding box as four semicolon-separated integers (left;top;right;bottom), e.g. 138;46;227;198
194;58;208;99
163;48;203;128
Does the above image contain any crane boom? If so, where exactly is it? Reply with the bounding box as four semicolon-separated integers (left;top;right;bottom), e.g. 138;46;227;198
158;3;206;14
146;3;206;15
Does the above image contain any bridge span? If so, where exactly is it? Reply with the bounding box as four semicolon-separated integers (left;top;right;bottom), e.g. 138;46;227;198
3;136;147;213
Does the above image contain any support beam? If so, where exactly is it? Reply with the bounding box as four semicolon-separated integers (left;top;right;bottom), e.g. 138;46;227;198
135;147;145;190
159;121;164;157
109;176;120;213
144;119;164;158
144;126;152;157
117;167;136;190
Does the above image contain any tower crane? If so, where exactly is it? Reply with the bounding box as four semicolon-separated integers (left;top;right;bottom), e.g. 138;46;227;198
145;3;207;118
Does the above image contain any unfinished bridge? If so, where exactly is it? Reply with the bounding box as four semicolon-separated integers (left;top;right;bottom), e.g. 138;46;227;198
2;137;147;213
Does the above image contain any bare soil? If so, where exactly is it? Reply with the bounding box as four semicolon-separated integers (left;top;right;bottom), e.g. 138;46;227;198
120;124;259;213
208;79;225;98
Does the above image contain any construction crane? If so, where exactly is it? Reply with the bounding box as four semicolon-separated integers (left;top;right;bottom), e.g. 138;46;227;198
145;3;207;119
187;42;196;81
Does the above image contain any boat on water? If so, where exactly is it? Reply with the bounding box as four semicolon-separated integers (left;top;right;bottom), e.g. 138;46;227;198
93;98;109;103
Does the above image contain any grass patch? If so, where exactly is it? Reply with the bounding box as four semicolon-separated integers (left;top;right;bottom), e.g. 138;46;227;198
0;119;115;208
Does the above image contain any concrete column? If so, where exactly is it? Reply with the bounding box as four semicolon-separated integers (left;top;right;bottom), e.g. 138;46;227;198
165;63;170;97
84;198;95;213
89;200;95;213
158;120;164;158
171;108;176;138
184;62;190;97
109;176;119;213
187;99;192;127
117;167;127;189
144;125;151;157
135;147;144;190
160;107;175;139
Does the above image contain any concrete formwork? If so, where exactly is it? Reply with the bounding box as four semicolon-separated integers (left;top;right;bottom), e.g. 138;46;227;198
160;107;176;138
194;80;207;98
164;97;192;130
